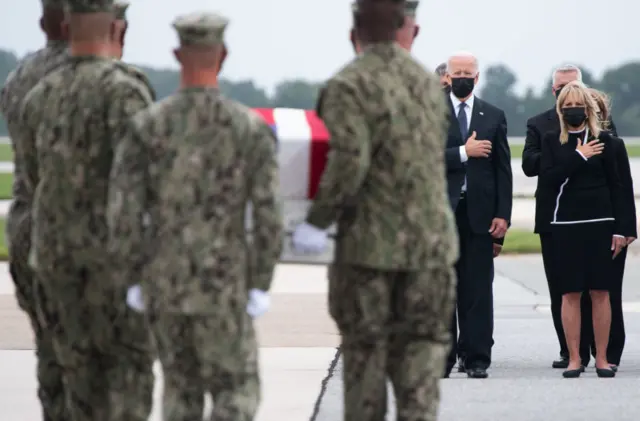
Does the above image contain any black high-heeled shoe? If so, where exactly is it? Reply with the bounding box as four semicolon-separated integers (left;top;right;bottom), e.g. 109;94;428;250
562;368;582;378
596;367;615;378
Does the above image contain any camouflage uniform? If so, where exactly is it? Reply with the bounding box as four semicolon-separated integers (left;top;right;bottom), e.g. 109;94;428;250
0;1;69;419
16;1;156;420
107;12;282;421
307;36;457;421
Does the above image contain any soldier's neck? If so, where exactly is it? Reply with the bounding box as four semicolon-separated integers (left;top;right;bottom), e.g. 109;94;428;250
69;42;112;58
180;70;218;89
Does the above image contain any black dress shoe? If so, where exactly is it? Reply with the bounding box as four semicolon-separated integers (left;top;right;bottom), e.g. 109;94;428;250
552;357;569;369
457;358;466;373
562;368;582;378
610;365;618;373
596;367;615;378
466;367;488;379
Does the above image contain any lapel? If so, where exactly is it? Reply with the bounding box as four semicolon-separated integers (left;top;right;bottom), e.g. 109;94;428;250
468;97;483;136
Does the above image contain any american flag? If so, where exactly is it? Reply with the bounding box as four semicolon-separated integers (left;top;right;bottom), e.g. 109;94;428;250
252;108;329;199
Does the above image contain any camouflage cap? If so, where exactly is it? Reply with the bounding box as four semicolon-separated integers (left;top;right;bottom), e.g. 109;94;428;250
64;0;114;13
351;0;418;16
404;0;419;17
172;12;229;47
113;0;129;19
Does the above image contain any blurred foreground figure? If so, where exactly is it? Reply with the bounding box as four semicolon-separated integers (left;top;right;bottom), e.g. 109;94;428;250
0;1;69;419
292;0;457;419
17;0;156;419
349;0;419;53
108;11;282;421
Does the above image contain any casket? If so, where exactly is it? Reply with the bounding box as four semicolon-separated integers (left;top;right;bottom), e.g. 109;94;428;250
252;108;329;199
251;108;334;263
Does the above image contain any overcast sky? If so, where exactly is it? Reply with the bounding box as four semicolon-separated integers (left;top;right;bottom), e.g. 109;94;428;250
0;0;635;95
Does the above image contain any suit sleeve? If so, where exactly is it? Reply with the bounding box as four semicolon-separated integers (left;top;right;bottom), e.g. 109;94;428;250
614;138;637;237
247;122;283;292
305;79;371;229
522;117;542;177
538;132;586;188
493;111;512;222
445;146;464;170
602;136;626;236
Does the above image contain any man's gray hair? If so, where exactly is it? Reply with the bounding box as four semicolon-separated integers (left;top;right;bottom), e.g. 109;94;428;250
552;64;582;83
435;63;447;76
446;51;478;74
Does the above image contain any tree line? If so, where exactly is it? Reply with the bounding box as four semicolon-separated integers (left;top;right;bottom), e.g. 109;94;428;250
1;48;639;136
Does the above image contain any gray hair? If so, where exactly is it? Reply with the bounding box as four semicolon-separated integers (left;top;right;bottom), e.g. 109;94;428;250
446;51;478;75
435;63;447;76
552;64;582;84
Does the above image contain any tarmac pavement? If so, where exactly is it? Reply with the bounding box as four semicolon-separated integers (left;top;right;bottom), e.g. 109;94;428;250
3;257;640;419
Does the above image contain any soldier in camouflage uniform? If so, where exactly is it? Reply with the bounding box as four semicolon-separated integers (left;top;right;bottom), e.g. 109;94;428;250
0;1;69;419
16;1;155;420
292;0;458;419
349;0;419;53
107;12;282;421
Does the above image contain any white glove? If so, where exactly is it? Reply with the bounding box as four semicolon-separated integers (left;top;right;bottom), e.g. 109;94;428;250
246;289;270;318
126;284;145;312
291;222;328;254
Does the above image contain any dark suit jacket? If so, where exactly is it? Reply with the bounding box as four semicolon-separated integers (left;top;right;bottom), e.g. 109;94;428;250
612;136;637;238
521;107;617;232
445;96;513;244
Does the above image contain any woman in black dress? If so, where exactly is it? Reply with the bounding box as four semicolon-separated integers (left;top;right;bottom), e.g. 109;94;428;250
539;80;629;378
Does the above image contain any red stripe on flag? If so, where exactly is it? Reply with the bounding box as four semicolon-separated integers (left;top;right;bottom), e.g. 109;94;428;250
251;108;276;126
305;110;329;199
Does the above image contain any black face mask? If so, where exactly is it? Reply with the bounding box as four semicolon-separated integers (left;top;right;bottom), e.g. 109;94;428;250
451;77;475;99
562;107;587;127
555;85;565;99
442;84;451;94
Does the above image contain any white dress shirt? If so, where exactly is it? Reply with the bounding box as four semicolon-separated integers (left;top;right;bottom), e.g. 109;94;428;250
450;93;475;192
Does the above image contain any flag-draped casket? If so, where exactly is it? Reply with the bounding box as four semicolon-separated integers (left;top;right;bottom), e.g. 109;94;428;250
251;108;329;199
251;108;334;263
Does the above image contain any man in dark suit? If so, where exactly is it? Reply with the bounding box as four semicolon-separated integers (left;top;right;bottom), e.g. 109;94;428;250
443;52;513;379
521;64;619;369
435;62;450;93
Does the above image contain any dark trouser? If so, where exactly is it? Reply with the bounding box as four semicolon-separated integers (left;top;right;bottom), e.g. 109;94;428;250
447;197;495;370
584;247;627;365
9;260;68;421
541;232;603;364
328;263;455;421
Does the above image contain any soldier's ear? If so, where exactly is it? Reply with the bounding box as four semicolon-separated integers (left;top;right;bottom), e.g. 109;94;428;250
39;17;45;32
60;20;69;39
173;48;182;64
218;45;228;73
413;25;420;40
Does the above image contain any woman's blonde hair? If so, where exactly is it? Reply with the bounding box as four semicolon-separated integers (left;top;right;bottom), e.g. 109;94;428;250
587;88;612;130
556;80;601;144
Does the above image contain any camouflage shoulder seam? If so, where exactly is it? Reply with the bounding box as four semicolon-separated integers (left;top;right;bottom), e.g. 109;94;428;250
111;61;156;102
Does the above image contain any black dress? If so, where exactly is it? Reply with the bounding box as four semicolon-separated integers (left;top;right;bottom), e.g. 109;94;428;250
539;128;626;294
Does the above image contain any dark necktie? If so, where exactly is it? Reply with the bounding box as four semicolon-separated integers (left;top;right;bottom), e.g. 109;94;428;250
457;102;468;141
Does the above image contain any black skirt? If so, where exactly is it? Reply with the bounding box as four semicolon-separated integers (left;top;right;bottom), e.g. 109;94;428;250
550;221;614;294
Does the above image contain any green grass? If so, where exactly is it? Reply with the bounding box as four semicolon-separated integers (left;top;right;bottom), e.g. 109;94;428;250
0;143;12;161
0;173;12;199
0;218;6;260
501;229;540;254
509;143;640;158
